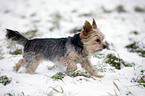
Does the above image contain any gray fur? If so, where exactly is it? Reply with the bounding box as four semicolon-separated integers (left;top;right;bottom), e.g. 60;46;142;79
6;29;84;63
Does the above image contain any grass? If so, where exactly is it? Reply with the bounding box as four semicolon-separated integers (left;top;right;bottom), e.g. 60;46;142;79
107;80;122;96
130;31;139;35
47;86;64;96
78;12;94;17
69;27;82;34
94;53;105;59
115;5;126;13
51;72;66;80
0;55;3;60
102;5;126;14
126;91;134;96
9;49;22;55
30;12;37;17
105;53;133;70
22;29;38;38
134;6;145;12
125;41;145;57
4;10;10;14
131;70;145;87
102;6;112;13
0;75;12;86
4;92;25;96
0;46;4;60
51;71;95;80
49;12;62;31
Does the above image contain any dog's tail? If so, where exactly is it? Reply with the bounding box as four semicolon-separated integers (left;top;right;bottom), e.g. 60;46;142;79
6;29;28;45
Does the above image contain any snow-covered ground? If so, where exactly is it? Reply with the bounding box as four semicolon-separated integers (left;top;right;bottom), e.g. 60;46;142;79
0;0;145;96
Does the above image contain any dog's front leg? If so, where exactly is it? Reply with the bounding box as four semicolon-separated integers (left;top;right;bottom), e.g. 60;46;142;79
60;57;77;72
80;58;103;78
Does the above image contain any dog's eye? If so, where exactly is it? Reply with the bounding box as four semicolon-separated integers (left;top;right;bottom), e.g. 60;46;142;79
96;39;100;42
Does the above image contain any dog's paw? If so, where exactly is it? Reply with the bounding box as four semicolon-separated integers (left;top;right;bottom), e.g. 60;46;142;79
13;66;19;72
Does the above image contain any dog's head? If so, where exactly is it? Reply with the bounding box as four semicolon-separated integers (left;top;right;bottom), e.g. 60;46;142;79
80;18;106;54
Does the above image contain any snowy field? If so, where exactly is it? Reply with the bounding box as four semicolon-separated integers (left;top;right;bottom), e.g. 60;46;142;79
0;0;145;96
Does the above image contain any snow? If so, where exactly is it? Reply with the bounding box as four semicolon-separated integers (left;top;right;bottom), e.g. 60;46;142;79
0;0;145;96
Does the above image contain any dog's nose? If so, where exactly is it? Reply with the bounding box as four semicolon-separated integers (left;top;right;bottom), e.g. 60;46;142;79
103;45;107;49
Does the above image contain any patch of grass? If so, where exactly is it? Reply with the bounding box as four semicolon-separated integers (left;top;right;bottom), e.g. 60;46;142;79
49;26;55;32
20;15;26;19
72;9;77;13
0;75;12;86
51;72;66;80
102;5;127;14
134;6;145;12
105;53;133;70
131;70;145;87
32;20;41;23
105;41;110;50
102;6;112;13
48;65;55;70
47;86;64;96
126;91;134;96
5;92;25;96
0;56;3;60
97;67;116;73
125;41;145;57
78;12;94;17
69;27;82;34
66;71;92;78
130;31;139;35
0;46;4;60
9;49;22;55
50;12;62;31
22;29;38;38
115;5;126;13
94;53;105;59
51;71;95;80
30;12;37;17
4;10;10;14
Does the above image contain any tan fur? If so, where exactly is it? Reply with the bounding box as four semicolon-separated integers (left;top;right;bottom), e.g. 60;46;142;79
25;57;42;74
61;50;103;77
60;52;78;72
80;19;105;54
13;59;25;72
14;56;43;74
79;19;105;77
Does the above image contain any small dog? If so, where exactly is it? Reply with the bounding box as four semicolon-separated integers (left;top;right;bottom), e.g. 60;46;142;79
6;18;106;77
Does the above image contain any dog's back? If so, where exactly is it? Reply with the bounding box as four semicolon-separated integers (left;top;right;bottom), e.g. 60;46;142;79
6;29;83;62
24;38;67;61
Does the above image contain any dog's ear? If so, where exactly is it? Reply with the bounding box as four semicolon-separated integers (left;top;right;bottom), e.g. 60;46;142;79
80;20;92;38
92;18;97;29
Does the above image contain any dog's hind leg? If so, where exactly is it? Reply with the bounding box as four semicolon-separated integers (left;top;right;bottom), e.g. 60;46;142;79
24;54;42;74
25;61;40;74
13;59;25;72
25;59;40;74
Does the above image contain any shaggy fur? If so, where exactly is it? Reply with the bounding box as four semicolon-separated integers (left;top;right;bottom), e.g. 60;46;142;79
6;18;106;77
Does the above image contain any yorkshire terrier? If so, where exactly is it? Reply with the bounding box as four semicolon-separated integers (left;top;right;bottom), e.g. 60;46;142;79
6;18;106;77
